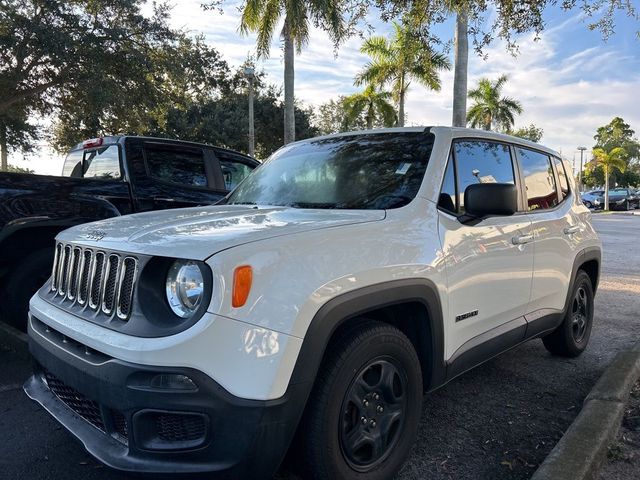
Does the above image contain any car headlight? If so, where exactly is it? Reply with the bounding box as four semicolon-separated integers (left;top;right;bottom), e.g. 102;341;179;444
166;260;205;318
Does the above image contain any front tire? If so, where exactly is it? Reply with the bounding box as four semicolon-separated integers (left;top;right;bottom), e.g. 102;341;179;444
542;270;594;357
299;321;423;480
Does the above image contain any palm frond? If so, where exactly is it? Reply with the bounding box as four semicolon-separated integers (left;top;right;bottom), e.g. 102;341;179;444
360;36;392;62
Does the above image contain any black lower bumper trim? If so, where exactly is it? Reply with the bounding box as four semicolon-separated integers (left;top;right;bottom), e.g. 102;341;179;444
25;317;311;478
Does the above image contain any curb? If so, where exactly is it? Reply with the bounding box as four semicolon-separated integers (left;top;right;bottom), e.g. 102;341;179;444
0;320;29;360
531;345;640;480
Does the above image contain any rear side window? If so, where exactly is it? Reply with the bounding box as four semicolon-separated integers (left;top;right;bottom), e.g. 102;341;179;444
553;157;570;201
454;141;515;213
518;148;558;211
62;146;121;179
145;145;207;187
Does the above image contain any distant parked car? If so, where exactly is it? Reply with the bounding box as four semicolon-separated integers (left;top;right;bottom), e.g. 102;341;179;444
596;188;639;211
581;190;604;209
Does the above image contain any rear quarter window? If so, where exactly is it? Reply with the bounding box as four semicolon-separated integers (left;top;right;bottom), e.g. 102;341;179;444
552;157;570;201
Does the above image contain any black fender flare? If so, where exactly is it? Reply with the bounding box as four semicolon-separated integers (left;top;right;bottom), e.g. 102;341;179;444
287;278;447;393
565;246;601;309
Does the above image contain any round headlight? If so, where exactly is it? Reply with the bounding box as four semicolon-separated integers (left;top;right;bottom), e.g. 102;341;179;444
166;260;205;318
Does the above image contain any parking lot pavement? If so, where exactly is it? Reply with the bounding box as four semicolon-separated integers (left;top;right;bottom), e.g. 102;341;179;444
1;214;639;480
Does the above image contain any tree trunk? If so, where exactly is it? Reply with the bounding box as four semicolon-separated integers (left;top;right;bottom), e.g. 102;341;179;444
0;119;7;171
452;9;469;127
397;71;405;127
366;104;373;130
398;91;405;127
283;18;295;145
604;166;610;211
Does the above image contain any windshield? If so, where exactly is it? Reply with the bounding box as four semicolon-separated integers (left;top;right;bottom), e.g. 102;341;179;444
227;132;434;209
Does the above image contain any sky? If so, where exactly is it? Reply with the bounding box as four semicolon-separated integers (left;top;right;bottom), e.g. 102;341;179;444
11;0;640;175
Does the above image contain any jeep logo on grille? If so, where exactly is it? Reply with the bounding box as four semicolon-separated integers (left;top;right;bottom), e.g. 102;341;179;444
85;230;106;241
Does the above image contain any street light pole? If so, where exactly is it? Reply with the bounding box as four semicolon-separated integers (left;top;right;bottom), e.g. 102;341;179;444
244;66;255;158
577;146;587;192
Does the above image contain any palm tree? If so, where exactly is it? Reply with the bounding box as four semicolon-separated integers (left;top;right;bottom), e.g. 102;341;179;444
467;75;523;131
355;22;450;127
240;0;345;145
592;146;627;210
342;86;396;130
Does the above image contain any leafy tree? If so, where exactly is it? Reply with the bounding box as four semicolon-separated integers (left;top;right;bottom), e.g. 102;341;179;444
594;117;639;162
0;0;174;166
467;75;522;131
582;165;604;189
315;98;356;135
343;86;397;130
151;81;318;160
51;34;229;151
0;104;39;170
355;22;450;126
586;117;640;188
592;146;627;210
509;124;543;142
239;0;347;145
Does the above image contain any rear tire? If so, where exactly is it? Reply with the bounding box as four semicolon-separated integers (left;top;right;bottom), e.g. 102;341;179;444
298;321;423;480
0;248;53;331
542;270;594;357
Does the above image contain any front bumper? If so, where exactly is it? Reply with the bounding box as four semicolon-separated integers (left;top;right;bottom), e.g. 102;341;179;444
24;315;309;477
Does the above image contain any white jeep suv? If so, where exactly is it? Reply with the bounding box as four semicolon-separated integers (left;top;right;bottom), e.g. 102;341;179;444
25;127;601;480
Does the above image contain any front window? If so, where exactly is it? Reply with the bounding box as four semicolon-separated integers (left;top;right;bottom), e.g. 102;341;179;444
227;132;434;209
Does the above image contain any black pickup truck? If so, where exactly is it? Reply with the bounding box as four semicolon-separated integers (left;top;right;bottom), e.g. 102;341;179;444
0;136;258;329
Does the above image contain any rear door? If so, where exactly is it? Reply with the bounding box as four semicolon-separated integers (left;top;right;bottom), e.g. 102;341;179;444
516;148;578;330
438;139;534;360
125;140;228;212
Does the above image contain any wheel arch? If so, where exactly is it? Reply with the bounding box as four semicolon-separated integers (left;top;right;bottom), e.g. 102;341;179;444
559;246;601;318
288;279;447;394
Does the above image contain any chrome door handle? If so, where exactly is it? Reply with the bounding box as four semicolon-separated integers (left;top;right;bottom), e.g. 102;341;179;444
564;226;580;235
512;234;533;245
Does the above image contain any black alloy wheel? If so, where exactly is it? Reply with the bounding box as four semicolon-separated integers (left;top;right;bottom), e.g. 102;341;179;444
339;358;408;471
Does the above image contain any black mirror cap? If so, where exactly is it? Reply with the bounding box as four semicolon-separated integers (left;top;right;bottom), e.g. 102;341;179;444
464;183;518;218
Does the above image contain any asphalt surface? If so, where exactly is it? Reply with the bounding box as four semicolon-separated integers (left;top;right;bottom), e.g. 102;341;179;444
1;214;639;480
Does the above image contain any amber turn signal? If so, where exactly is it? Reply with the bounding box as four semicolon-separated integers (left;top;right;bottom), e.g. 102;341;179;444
232;265;253;307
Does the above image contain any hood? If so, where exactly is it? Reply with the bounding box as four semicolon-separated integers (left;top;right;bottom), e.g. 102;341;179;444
57;205;386;260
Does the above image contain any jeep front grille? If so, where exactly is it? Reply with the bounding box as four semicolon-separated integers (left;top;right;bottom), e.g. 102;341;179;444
50;242;138;320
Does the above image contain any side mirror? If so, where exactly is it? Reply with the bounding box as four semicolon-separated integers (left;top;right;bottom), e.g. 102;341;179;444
462;183;518;221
